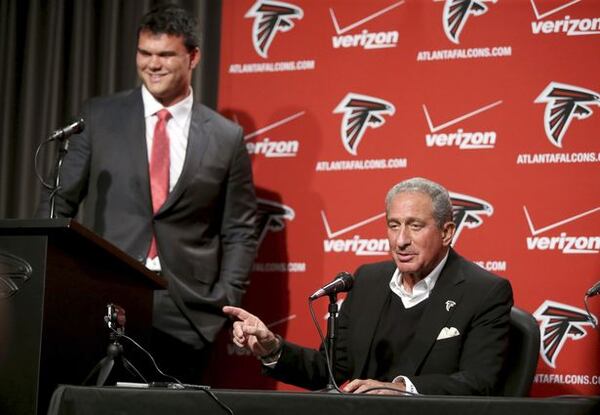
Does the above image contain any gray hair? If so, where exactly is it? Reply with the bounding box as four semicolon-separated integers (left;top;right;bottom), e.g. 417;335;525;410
385;177;453;228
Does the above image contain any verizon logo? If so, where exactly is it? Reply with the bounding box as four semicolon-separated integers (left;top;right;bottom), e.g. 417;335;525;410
246;138;299;157
526;233;600;254
329;1;403;50
244;111;304;158
423;100;502;150
524;206;600;254
531;16;600;36
323;235;390;256
332;29;398;49
529;0;600;37
321;210;389;256
425;129;496;149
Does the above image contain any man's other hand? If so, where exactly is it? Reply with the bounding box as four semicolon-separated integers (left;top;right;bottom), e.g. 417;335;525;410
343;378;406;395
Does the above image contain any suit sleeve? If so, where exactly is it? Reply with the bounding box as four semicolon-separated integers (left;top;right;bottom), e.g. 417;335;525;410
215;127;257;308
409;277;513;395
262;265;365;390
36;103;92;218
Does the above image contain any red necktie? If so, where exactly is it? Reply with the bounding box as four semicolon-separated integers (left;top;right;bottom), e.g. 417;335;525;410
148;109;171;259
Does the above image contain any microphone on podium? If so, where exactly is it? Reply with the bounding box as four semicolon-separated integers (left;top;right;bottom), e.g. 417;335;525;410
586;280;600;297
309;272;354;301
583;280;600;331
50;118;85;141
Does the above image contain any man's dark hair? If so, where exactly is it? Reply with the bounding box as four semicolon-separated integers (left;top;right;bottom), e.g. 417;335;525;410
138;4;200;51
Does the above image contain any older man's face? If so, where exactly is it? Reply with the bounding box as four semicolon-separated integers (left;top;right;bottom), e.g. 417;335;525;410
387;192;455;280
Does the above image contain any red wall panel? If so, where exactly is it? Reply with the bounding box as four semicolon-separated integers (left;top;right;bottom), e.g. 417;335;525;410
211;0;600;396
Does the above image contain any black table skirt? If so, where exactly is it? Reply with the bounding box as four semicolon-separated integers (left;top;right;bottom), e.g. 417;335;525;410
47;385;600;415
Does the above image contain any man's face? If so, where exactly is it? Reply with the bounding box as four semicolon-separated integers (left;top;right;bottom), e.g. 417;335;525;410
387;191;455;280
136;30;200;107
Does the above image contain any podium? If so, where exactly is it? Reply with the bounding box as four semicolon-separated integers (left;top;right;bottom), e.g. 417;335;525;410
0;219;166;415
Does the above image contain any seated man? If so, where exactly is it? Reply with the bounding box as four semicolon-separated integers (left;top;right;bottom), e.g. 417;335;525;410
224;177;513;395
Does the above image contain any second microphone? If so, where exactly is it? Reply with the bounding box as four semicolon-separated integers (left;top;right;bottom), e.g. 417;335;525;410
309;272;354;300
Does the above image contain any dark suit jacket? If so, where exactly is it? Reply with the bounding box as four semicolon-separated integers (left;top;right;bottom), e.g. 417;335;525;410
267;249;513;395
38;88;257;343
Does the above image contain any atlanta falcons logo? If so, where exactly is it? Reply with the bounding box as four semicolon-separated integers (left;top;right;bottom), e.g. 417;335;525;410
443;0;496;44
449;192;493;245
245;0;303;59
533;300;596;368
534;82;600;148
0;251;32;299
333;93;395;156
255;198;295;247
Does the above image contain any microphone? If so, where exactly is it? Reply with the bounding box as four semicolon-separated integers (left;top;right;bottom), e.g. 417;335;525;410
586;280;600;297
50;118;85;140
309;272;354;300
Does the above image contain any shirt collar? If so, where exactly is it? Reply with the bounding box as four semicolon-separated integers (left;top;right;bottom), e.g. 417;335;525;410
141;85;193;128
389;249;450;308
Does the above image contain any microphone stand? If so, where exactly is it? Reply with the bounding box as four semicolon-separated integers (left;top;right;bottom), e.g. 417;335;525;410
49;139;69;219
322;294;339;393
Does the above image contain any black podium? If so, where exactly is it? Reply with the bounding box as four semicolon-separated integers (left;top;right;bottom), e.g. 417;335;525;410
0;219;166;415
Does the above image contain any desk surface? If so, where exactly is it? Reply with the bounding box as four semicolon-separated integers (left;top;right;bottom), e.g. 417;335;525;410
47;385;600;415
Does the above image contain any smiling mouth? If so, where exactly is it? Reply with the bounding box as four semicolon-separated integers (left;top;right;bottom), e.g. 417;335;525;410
148;73;167;82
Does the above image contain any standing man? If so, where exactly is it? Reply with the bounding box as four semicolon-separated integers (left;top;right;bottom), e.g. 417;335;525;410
38;5;257;383
224;177;513;395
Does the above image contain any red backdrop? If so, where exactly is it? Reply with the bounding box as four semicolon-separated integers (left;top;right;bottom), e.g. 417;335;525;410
209;0;600;396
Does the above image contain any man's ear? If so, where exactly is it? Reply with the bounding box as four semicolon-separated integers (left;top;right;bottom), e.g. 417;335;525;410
189;47;201;69
441;221;456;247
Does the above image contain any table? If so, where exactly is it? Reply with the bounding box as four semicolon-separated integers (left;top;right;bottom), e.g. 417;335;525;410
47;385;600;415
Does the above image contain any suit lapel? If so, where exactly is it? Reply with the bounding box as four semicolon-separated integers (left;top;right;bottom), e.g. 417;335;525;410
158;102;210;214
399;249;465;375
123;89;152;213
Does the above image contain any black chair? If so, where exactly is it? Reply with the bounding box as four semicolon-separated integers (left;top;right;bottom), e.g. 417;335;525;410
497;306;540;396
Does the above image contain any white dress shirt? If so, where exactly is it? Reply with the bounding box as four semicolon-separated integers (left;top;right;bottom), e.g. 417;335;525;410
389;250;449;308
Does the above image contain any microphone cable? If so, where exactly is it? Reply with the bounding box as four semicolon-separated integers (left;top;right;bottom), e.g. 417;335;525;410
583;295;598;332
307;299;418;397
308;298;344;393
112;328;235;415
307;298;416;396
110;328;181;384
34;137;59;190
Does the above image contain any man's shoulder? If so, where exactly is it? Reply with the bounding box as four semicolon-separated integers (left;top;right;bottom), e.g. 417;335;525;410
84;88;141;111
193;103;242;136
450;250;511;289
88;88;139;103
355;260;396;279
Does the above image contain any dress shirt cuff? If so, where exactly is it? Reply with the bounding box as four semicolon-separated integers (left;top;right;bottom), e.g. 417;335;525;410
392;375;419;395
261;357;279;368
260;335;283;366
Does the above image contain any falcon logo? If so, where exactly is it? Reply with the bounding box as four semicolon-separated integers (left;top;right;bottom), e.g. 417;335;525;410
0;251;32;299
535;82;600;148
450;192;493;245
333;93;395;156
245;0;303;59
443;0;496;44
255;198;295;247
533;300;596;369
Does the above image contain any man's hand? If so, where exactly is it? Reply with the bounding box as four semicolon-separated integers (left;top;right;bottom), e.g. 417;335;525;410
222;306;281;358
343;378;406;395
